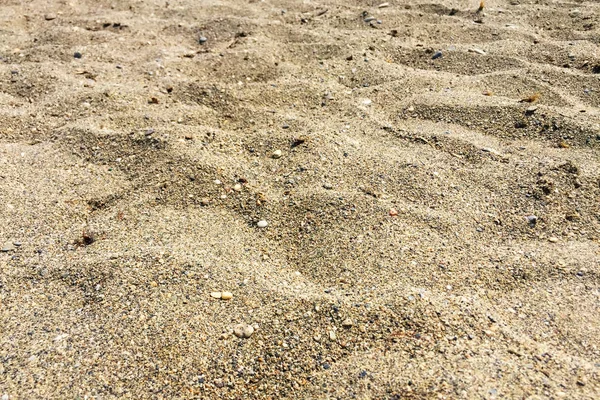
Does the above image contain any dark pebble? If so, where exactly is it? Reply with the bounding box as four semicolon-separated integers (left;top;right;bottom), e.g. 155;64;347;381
322;363;331;370
282;124;290;129
74;52;82;59
432;51;443;60
526;215;538;227
199;36;208;44
359;370;367;378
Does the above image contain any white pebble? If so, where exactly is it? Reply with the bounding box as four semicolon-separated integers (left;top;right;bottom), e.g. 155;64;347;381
233;323;255;339
257;220;268;228
221;291;233;300
468;48;486;55
272;149;282;159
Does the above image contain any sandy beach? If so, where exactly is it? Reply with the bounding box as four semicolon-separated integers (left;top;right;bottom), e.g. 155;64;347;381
1;0;599;398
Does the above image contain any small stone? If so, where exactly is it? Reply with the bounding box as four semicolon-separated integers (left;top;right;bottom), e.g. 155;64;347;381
73;52;82;59
342;319;353;328
526;215;538;226
210;292;222;299
378;3;390;8
526;105;538;114
220;291;233;300
432;51;443;60
481;147;501;156
199;36;207;44
323;183;333;190
468;48;486;55
389;208;398;216
322;363;331;370
364;17;376;23
233;323;254;339
233;183;242;191
257;220;268;228
362;98;372;106
329;330;337;341
548;237;559;243
214;179;222;185
1;242;15;252
200;198;210;206
272;149;282;159
44;13;57;21
282;124;290;129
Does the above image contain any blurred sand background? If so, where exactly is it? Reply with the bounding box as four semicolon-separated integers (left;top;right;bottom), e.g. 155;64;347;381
1;0;599;398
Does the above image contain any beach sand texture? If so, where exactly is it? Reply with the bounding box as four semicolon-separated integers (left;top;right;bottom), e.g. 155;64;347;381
1;0;599;398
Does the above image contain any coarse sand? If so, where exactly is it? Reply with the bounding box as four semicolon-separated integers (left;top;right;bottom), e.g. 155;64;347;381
1;0;599;398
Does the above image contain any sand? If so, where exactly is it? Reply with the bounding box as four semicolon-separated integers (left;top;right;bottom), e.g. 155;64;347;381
1;0;599;398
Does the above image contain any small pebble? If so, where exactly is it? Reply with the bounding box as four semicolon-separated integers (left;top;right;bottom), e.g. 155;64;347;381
272;149;282;159
323;183;333;190
364;17;376;23
378;3;389;8
220;291;233;300
526;106;538;114
432;51;443;60
44;13;57;21
233;323;254;339
329;330;337;341
389;208;398;216
210;292;222;299
342;318;353;328
322;363;331;370
199;36;207;44
526;215;538;226
1;242;15;252
362;98;372;106
257;220;268;228
548;237;559;243
233;183;242;191
468;48;486;55
282;124;290;129
73;52;82;59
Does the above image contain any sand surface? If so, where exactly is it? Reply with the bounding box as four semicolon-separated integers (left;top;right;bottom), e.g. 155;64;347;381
1;0;600;398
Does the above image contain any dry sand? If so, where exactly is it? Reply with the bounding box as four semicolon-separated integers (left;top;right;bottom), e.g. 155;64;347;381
1;0;600;398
